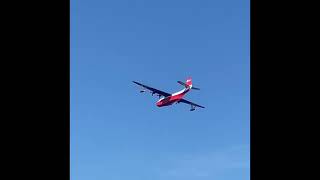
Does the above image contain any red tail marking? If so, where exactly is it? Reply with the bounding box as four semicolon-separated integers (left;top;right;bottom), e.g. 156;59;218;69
186;77;192;87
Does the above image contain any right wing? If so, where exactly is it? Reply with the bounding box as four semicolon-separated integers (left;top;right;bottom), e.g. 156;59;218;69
179;98;205;108
132;81;171;97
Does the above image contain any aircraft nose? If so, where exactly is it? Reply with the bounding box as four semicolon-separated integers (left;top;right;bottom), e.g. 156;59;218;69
156;101;162;107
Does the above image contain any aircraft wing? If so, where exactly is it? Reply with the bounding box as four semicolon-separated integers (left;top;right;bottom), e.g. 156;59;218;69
133;81;171;97
179;98;205;108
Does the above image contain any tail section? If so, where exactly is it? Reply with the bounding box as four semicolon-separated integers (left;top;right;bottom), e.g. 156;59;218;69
186;77;192;88
177;77;200;90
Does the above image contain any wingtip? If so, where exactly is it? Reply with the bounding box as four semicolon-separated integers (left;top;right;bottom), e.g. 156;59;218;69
132;81;141;85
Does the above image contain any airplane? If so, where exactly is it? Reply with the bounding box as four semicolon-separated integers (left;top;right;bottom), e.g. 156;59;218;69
133;77;205;111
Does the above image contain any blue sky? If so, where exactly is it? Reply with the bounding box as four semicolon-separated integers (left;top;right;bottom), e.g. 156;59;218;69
71;0;250;179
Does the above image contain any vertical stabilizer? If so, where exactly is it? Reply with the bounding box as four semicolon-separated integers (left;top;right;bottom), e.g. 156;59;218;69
186;77;192;88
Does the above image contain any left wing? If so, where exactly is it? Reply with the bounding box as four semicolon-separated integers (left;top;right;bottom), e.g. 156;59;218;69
133;81;171;97
179;98;205;108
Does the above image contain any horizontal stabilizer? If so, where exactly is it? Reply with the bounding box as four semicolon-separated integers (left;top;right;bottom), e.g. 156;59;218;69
177;81;200;90
177;81;188;87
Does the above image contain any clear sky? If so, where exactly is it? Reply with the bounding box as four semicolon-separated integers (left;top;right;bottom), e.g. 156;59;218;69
71;0;250;180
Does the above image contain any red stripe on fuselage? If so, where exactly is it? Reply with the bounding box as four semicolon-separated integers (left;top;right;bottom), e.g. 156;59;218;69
156;89;189;107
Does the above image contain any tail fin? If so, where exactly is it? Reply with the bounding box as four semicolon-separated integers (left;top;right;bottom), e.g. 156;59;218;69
186;77;192;87
177;77;200;90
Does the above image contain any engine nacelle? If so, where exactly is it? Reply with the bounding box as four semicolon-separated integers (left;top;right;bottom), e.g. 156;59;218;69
190;105;196;111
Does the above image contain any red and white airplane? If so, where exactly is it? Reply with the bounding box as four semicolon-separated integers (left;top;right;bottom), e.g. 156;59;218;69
133;77;205;111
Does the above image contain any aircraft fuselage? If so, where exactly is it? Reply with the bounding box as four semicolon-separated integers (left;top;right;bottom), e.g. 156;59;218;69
156;88;190;107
